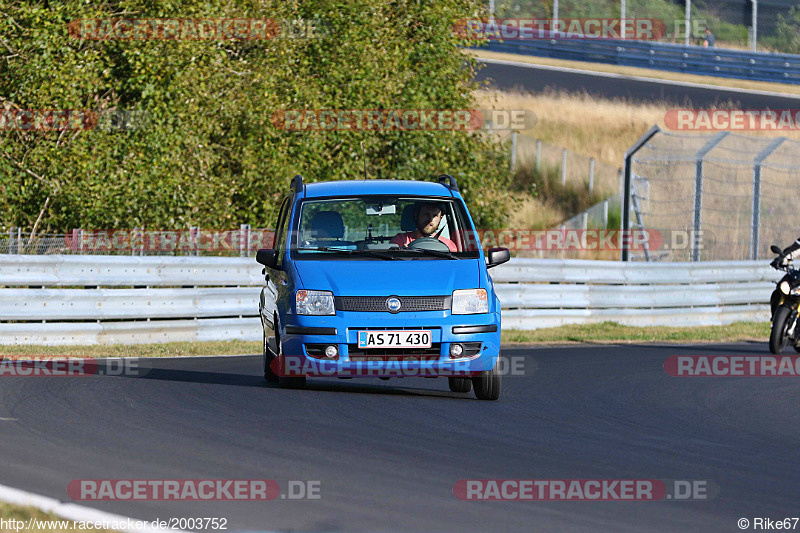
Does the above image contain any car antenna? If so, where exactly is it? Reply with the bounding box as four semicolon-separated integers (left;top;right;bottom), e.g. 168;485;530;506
361;141;368;180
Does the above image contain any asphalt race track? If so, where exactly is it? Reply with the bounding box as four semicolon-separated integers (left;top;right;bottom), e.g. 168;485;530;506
476;58;800;109
1;343;798;532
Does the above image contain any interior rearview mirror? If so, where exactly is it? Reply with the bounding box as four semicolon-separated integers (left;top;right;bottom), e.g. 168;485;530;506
366;204;396;216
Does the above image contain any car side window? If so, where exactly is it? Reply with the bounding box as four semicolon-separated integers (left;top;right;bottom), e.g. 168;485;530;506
274;196;291;265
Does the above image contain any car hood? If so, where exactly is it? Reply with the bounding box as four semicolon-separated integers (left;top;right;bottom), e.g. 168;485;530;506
292;258;480;296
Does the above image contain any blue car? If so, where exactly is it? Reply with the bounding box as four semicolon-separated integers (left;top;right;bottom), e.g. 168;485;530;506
256;174;509;400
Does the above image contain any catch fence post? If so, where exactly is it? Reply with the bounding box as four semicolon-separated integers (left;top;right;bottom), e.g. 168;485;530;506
750;137;785;260
692;132;728;262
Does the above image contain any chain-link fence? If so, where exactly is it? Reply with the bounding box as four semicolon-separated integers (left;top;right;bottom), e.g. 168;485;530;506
511;133;622;198
626;128;800;262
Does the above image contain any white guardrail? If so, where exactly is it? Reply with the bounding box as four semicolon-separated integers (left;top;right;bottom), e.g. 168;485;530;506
0;255;782;345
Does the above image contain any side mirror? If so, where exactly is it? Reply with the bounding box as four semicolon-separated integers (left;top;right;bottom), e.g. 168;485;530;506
486;247;510;269
771;245;782;255
256;248;280;269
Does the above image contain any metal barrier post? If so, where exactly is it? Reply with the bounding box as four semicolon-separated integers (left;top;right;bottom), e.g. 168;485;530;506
246;225;251;255
510;131;517;172
536;139;541;172
240;224;251;257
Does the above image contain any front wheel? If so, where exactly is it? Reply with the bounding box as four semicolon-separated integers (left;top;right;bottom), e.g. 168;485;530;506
769;305;792;355
448;377;472;393
274;330;306;389
472;356;502;401
263;333;278;383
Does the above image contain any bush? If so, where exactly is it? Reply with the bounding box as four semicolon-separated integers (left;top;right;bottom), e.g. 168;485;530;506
513;163;605;217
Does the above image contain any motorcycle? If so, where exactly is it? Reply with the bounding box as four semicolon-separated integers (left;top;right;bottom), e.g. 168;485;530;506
769;244;800;354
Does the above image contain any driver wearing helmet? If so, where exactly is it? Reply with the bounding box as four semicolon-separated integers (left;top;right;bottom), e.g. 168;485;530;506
772;238;800;268
390;202;457;252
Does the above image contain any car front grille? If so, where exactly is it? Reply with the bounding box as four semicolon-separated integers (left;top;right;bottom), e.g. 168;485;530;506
348;343;442;360
335;296;449;313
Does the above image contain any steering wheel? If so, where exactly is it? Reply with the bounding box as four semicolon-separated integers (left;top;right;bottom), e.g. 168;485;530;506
406;236;450;252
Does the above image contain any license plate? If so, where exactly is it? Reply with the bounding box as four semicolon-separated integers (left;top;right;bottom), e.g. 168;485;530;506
358;330;432;349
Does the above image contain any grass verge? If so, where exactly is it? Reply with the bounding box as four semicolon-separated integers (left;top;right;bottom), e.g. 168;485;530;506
0;502;115;532
0;322;772;357
503;321;770;344
0;340;260;358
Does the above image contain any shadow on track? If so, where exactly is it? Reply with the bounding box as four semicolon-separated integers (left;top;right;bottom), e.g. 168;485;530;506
114;362;475;400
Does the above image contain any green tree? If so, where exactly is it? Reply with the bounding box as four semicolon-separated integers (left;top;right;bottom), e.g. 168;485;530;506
774;6;800;54
0;0;513;234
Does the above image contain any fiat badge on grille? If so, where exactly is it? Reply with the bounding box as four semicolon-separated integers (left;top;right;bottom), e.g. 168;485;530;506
386;297;401;313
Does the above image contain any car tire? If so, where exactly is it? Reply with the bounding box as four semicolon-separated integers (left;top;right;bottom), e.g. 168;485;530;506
263;332;278;383
274;325;307;389
472;356;501;401
448;377;472;393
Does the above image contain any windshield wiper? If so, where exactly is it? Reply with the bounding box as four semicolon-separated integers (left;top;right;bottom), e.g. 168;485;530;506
391;248;458;260
297;246;398;260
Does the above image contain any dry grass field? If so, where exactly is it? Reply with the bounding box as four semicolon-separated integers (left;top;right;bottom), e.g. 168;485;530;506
474;73;800;246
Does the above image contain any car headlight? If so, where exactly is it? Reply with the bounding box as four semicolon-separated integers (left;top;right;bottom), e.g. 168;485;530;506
452;288;489;315
296;290;335;315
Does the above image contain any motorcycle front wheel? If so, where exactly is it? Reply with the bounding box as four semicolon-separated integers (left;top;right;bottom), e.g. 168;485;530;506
769;305;792;354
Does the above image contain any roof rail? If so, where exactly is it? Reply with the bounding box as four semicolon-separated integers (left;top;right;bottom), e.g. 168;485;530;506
437;174;458;191
290;174;304;194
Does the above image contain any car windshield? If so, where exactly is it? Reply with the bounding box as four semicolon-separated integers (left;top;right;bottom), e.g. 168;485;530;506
291;195;480;259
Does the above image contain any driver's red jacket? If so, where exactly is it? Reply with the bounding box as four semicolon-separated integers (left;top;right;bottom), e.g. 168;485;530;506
390;230;458;252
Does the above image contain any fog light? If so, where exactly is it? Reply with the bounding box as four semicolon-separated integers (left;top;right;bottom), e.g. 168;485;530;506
325;345;338;358
450;343;463;357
